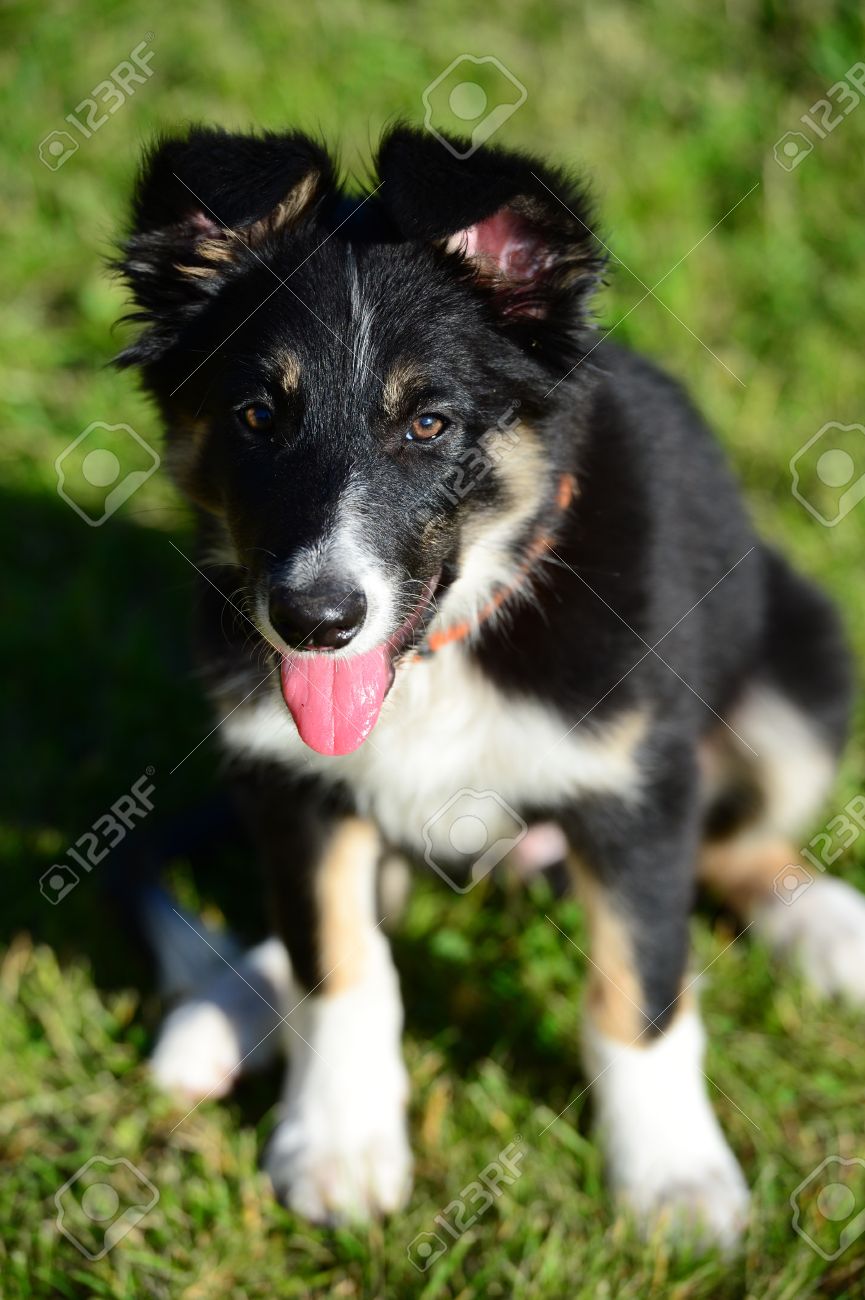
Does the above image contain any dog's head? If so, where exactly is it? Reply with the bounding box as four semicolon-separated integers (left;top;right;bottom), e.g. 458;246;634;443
117;125;603;753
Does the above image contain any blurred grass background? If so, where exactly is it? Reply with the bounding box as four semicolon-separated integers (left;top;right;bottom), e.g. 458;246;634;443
2;0;865;1295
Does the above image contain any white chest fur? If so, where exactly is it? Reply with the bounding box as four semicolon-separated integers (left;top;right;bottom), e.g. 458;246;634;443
219;646;645;852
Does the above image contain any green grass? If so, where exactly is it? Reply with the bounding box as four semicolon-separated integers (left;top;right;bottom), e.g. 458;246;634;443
2;0;865;1294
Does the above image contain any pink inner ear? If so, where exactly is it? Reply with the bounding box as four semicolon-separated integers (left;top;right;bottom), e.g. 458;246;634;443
447;210;551;282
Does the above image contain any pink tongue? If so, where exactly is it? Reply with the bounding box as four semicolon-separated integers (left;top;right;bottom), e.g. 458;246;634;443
279;645;393;756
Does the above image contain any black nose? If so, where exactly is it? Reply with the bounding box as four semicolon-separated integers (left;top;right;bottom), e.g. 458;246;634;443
268;583;367;651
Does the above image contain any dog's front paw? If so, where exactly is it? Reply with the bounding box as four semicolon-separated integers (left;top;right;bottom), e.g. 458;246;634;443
265;1101;413;1223
586;1009;750;1253
265;938;412;1223
617;1154;750;1254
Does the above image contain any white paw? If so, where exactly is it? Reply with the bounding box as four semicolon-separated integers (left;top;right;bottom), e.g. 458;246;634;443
150;1000;244;1099
150;938;291;1100
266;938;412;1223
617;1144;750;1253
265;1103;413;1224
585;1009;750;1252
755;875;865;1001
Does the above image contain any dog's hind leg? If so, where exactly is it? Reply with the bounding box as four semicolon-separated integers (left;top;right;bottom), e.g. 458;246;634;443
149;923;291;1099
147;846;412;1105
101;793;292;1098
699;552;865;999
700;687;865;1001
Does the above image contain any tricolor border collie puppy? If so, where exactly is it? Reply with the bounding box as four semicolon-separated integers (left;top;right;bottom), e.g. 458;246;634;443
116;124;863;1249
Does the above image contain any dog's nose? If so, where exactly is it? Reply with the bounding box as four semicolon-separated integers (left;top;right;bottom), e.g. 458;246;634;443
268;583;367;651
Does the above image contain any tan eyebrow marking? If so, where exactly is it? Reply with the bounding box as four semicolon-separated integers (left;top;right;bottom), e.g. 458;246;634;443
382;360;426;421
281;355;301;393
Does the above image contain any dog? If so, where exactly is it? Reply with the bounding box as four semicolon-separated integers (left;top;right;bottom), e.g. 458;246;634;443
114;123;864;1249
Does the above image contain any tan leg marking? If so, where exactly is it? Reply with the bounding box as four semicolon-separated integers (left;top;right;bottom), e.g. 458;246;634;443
569;857;646;1042
570;854;694;1042
316;818;382;995
699;835;800;915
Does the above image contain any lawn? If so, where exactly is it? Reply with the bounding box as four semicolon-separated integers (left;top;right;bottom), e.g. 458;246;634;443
2;0;865;1295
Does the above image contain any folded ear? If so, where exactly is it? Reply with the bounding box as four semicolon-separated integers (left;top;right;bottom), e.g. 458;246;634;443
116;127;335;365
376;126;603;325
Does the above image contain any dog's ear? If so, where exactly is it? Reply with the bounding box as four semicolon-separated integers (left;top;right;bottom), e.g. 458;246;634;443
376;126;604;325
116;127;335;365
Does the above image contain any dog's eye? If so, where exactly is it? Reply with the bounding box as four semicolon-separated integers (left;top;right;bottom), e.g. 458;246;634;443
241;404;274;432
407;413;448;443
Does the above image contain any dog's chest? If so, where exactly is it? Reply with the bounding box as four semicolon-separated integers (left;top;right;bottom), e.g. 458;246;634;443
220;647;642;852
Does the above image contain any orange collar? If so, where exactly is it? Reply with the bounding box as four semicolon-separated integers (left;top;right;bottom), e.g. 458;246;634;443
413;471;577;658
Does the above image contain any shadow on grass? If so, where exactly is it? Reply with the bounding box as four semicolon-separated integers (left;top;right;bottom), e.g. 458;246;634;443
0;482;234;979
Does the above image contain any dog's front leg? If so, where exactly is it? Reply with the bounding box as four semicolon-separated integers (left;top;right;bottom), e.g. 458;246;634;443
234;770;412;1223
562;744;749;1251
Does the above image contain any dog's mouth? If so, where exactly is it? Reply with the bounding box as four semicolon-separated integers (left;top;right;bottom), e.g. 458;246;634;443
278;572;441;757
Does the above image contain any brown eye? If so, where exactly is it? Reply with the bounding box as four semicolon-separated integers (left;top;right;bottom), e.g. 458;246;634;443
241;404;274;432
407;413;448;442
